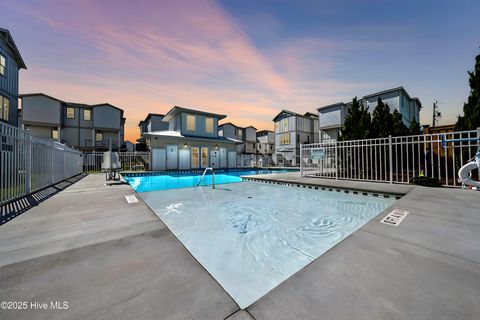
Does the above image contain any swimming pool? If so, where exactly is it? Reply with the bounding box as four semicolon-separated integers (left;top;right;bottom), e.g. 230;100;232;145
123;169;297;192
138;181;395;308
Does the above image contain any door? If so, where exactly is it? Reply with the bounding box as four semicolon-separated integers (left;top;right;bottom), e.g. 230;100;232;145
219;148;227;168
210;150;220;169
201;147;209;168
166;145;178;169
228;151;237;168
152;148;166;170
191;147;199;169
179;149;190;170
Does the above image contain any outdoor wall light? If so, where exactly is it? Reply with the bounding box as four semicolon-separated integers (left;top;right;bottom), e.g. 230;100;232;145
183;142;188;148
214;144;218;149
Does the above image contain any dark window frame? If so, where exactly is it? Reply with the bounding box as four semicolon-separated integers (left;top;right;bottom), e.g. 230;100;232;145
0;53;6;76
83;109;91;121
66;107;75;119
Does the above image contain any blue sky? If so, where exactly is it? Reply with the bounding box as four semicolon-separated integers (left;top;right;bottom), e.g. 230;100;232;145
1;0;479;139
220;0;480;121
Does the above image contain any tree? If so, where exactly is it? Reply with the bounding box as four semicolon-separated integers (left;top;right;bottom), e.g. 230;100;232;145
391;109;408;136
456;50;480;130
370;97;392;138
409;118;421;135
340;97;371;140
359;104;371;138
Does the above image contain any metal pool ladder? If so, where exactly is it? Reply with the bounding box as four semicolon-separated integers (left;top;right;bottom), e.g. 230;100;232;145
197;167;215;189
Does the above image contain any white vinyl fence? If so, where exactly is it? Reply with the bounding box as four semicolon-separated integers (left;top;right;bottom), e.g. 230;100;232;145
0;122;83;206
301;129;480;187
83;152;150;172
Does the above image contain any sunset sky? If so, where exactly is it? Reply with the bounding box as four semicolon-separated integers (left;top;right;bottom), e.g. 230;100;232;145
1;0;479;141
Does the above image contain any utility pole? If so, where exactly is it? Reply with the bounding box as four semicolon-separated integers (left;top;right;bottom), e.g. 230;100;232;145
432;100;442;127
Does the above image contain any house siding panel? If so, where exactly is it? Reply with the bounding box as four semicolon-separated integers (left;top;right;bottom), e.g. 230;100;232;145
319;106;341;128
93;106;121;129
180;112;218;138
0;37;20;126
21;96;61;125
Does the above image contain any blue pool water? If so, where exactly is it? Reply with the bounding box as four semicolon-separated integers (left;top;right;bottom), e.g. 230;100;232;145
124;169;296;192
137;181;395;308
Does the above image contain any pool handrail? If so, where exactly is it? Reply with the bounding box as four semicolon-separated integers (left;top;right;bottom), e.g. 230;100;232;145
197;167;215;189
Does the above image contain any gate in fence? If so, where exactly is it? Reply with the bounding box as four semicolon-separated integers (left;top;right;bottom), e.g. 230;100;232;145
300;129;480;187
82;152;150;172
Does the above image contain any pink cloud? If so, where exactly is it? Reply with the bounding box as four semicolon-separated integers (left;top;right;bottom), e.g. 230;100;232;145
7;0;377;141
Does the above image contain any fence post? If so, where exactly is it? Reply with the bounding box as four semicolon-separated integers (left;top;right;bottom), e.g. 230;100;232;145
389;135;393;184
300;143;303;176
25;132;32;194
335;141;338;180
51;140;55;184
477;127;480;179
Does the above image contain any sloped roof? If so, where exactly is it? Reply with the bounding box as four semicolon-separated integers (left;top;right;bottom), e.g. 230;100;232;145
163;106;226;122
19;93;64;103
143;130;241;143
0;28;26;69
273;109;317;121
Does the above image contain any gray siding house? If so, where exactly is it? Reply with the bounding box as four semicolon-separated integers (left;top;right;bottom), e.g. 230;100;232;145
136;113;170;151
144;113;169;133
273;110;319;166
143;106;239;170
0;28;26;127
218;122;257;166
256;130;275;165
218;123;257;154
318;87;422;141
19;93;125;151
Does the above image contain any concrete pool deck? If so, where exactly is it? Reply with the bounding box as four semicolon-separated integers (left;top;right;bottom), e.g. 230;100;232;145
1;173;480;319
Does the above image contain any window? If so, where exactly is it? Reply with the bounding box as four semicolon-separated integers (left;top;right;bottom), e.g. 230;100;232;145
237;129;242;138
95;132;103;142
83;109;91;121
201;147;209;167
205;117;214;133
280;133;290;145
0;95;9;121
66;107;75;119
51;129;58;140
0;54;5;76
186;114;196;131
282;118;289;132
191;147;199;168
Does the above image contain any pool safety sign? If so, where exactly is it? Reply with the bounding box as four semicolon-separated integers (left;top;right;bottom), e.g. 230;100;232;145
380;209;410;226
125;195;139;204
311;148;326;160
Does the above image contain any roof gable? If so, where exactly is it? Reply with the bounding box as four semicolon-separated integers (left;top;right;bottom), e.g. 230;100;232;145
0;28;26;69
272;109;300;122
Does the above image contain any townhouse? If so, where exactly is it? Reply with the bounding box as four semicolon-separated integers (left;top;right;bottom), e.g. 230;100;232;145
318;87;422;142
0;28;26;127
218;122;257;165
256;130;275;166
19;93;125;151
137;113;169;151
273;110;319;166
